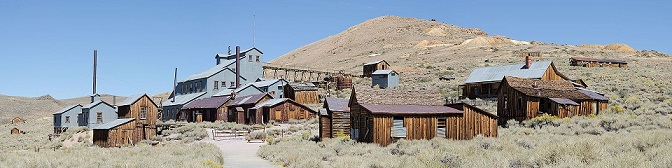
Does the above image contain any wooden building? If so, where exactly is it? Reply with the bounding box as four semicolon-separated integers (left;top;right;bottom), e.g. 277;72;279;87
249;98;317;124
181;96;232;122
10;117;25;124
93;94;159;147
461;56;584;99
283;82;319;104
570;57;628;68
363;60;390;77
319;97;350;140
226;93;273;124
349;87;497;146
497;76;609;125
11;128;24;135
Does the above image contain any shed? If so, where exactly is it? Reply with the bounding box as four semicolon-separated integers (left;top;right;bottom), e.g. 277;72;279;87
363;60;391;77
249;98;317;124
320;97;350;140
461;57;576;99
53;104;83;134
116;94;159;142
11;128;24;135
371;70;399;89
349;86;497;146
226;93;273;124
92;118;136;147
10;117;25;124
497;76;609;125
283;82;319;104
181;96;232;122
570;57;627;68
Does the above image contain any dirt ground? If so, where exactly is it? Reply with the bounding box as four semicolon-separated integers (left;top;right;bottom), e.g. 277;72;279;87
203;128;278;168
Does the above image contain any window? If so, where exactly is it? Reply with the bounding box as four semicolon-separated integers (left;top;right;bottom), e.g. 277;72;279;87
96;112;103;124
256;56;260;62
195;82;199;92
437;117;447;137
222;81;226;88
277;85;283;90
249;55;253;62
230;82;235;87
65;116;70;123
214;81;219;90
189;83;193;93
141;106;147;119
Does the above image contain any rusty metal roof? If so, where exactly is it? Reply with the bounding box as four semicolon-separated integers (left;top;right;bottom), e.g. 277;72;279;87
182;96;231;110
354;86;445;106
549;98;580;106
464;61;553;83
360;103;462;115
504;76;593;100
325;97;349;112
227;93;270;106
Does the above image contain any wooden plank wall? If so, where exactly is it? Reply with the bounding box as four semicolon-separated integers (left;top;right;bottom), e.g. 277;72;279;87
217;106;228;121
331;111;350;136
404;116;437;141
446;107;498;140
498;85;537;125
294;90;319;104
320;115;331;140
267;101;316;122
372;116;393;146
93;120;137;147
598;101;609;114
541;64;566;81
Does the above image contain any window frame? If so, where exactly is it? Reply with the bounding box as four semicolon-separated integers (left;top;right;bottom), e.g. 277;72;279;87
141;106;147;119
65;116;70;123
214;81;219;90
96;112;103;124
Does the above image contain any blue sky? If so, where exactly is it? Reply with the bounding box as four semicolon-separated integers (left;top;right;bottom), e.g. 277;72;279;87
1;1;669;99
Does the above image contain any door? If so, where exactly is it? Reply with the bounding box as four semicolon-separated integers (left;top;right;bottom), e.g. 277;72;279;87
275;110;281;121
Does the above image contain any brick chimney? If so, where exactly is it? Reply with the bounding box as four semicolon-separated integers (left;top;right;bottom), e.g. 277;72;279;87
524;56;532;69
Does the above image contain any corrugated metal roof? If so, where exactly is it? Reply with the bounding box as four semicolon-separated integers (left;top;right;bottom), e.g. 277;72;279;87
118;94;144;106
325;97;349;112
182;96;231;109
364;60;386;65
549;98;580;106
93;118;134;130
288;82;318;91
53;104;81;115
464;61;552;83
182;60;235;81
162;92;206;107
360;103;462;115
82;100;113;109
227;93;269;106
578;88;609;101
372;70;396;75
251;98;288;109
319;108;328;116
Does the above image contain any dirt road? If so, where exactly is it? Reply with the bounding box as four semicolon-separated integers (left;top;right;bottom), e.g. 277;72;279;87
203;129;278;168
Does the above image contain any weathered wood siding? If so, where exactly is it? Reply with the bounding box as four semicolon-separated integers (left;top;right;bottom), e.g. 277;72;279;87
217;106;228;121
266;101;316;122
363;61;390;77
445;104;498;140
93;120;136;147
540;64;566;81
294;90;319;104
319;115;331;140
119;95;158;141
331;110;350;137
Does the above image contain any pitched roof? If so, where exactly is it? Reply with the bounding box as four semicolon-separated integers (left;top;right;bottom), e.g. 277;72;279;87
578;88;609;101
503;76;593;100
549;98;580;106
364;60;388;66
571;57;598;62
353;86;445;106
287;82;318;91
465;61;557;83
162;92;206;107
82;100;114;109
251;98;288;109
325;97;349;112
118;94;144;106
215;48;264;58
213;84;264;97
182;60;235;81
250;79;287;88
182;96;231;110
360;103;461;115
372;70;397;75
227;93;270;106
53;104;81;115
93;118;135;130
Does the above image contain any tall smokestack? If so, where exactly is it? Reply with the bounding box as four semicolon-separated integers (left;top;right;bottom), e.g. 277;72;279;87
93;50;97;95
236;46;241;88
525;56;531;69
172;68;178;102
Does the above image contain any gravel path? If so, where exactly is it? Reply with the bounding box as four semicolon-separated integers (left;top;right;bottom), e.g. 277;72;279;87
203;129;278;168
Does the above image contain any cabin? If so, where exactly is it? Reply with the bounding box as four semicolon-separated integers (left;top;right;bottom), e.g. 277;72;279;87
371;70;399;89
349;87;497;146
461;56;584;99
226;93;273;124
319;97;350;140
249;98;317;124
10;117;25;124
569;57;628;68
80;98;117;128
93;94;159;147
11;128;24;135
497;76;609;125
363;60;391;77
283;82;319;104
53;104;82;133
181;96;232;122
163;47;264;121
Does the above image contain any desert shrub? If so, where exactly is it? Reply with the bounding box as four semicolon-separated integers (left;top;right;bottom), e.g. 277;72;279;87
246;131;267;141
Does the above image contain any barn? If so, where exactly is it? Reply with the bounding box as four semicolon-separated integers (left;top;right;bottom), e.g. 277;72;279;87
226;93;273;124
248;98;317;124
349;87;497;146
283;82;319;104
319;97;350;140
362;60;391;77
181;96;232;122
461;56;585;99
93;94;159;147
371;70;399;89
497;76;609;125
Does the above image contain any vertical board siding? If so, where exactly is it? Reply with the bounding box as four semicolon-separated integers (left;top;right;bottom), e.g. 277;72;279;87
320;115;331;140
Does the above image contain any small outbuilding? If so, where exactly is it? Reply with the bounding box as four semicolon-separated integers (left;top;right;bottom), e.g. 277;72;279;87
249;98;317;124
11;128;24;135
570;57;627;68
283;82;319;104
363;60;391;77
371;70;399;89
93;118;136;147
319;97;350;140
10;117;25;124
93;94;159;147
